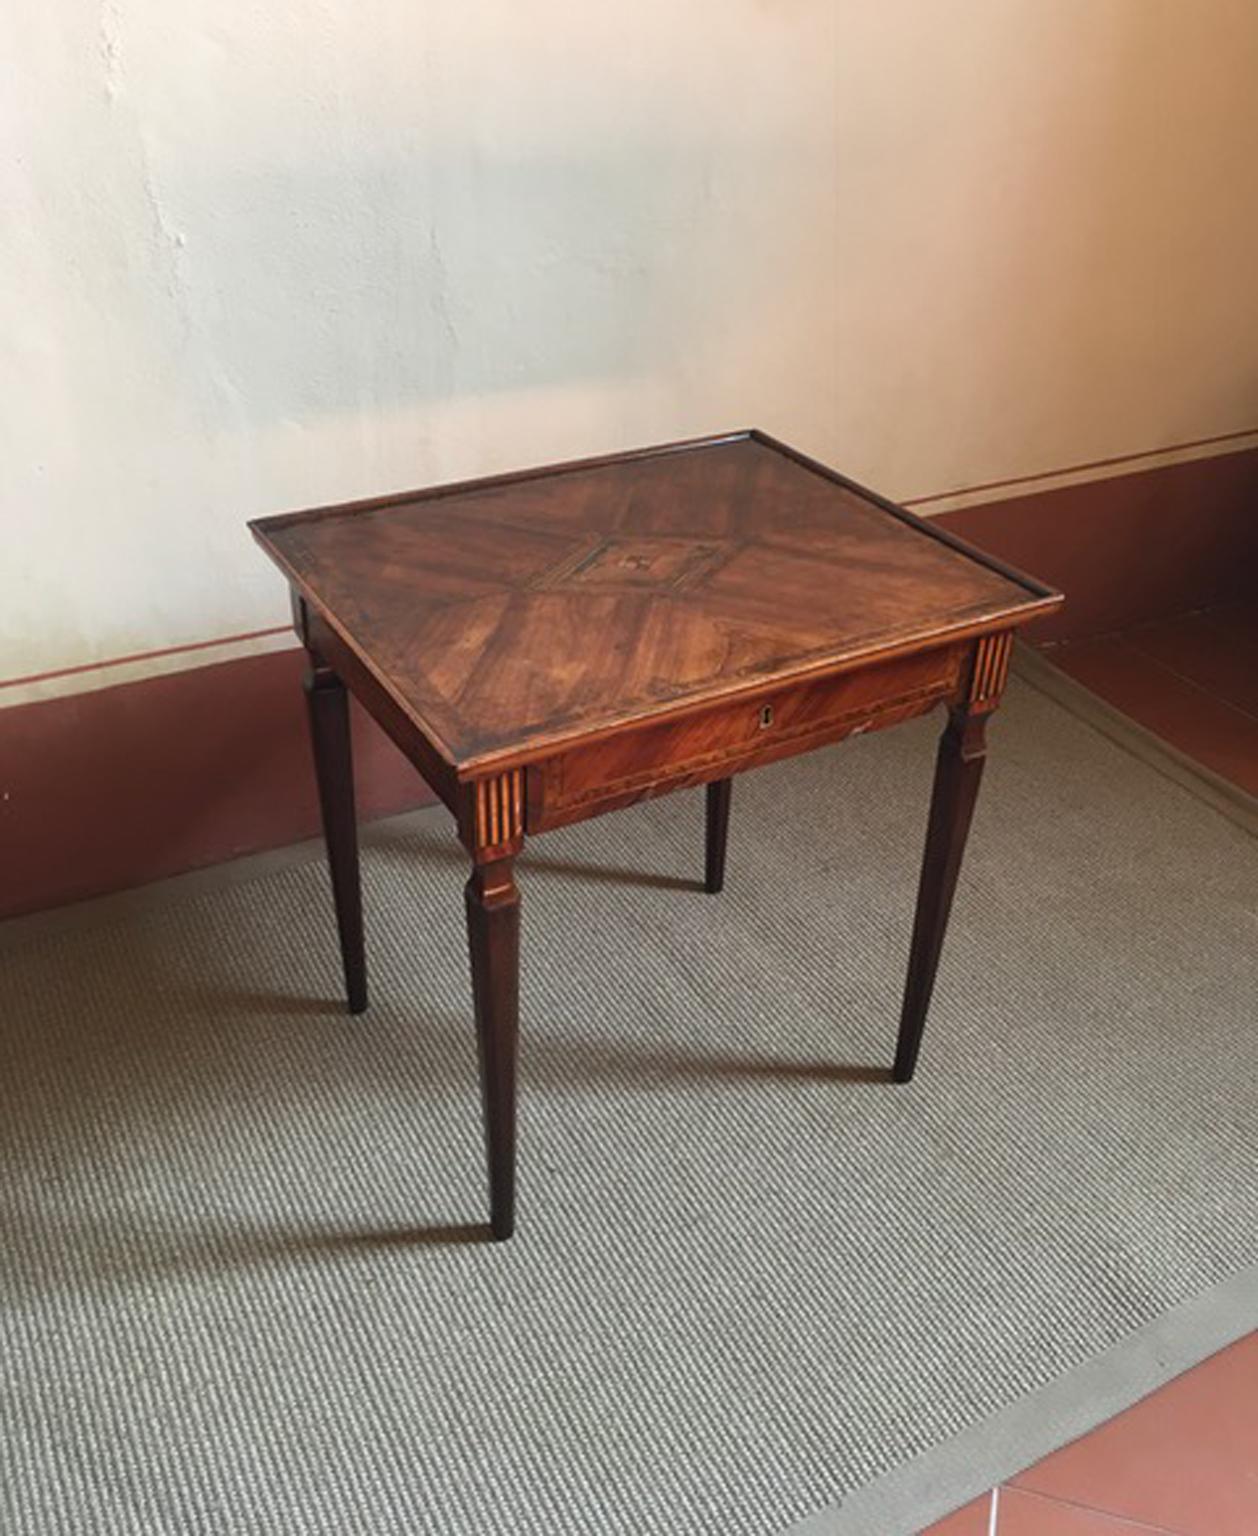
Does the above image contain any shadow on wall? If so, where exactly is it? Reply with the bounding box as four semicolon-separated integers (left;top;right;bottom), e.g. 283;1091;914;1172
136;144;814;430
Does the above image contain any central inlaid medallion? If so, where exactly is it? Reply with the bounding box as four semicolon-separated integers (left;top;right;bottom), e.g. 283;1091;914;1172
535;535;727;593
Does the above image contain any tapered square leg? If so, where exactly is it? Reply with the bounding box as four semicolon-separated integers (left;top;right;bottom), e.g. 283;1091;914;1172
705;778;732;894
893;704;987;1083
465;857;520;1241
303;660;367;1015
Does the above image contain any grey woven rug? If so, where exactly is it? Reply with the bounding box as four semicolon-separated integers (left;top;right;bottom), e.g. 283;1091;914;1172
3;682;1256;1536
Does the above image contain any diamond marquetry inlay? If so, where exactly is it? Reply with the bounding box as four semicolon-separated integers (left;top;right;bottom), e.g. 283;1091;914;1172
534;536;726;593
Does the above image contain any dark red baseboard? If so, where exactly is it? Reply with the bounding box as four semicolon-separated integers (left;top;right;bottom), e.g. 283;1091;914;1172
0;649;432;921
935;447;1258;646
5;444;1255;920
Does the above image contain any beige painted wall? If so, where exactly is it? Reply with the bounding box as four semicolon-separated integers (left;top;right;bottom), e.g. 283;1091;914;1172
4;0;1257;682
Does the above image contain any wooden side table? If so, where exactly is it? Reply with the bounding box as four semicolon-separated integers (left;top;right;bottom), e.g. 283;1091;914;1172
251;431;1062;1239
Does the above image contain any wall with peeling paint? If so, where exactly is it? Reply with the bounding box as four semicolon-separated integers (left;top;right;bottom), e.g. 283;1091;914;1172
3;1;1257;680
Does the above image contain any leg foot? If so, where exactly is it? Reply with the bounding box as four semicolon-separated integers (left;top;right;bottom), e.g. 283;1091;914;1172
465;858;520;1240
893;706;987;1083
304;662;367;1014
704;778;732;895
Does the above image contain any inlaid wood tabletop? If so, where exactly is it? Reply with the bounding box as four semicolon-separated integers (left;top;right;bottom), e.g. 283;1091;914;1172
255;432;1049;769
251;429;1062;1239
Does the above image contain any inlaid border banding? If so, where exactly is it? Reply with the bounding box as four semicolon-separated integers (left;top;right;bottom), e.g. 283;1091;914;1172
549;678;954;814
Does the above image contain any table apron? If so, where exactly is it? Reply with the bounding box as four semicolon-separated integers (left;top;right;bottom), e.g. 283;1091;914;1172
525;642;965;832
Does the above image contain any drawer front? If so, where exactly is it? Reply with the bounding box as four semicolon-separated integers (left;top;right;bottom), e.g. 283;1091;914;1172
533;643;962;826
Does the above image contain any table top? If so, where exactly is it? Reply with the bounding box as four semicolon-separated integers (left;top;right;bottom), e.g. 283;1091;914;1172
251;430;1060;772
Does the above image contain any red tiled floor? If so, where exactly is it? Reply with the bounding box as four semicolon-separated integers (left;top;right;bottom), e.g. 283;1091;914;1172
994;1486;1168;1532
1011;1332;1258;1536
920;1333;1258;1536
920;1492;993;1534
1122;602;1258;719
1049;632;1258;796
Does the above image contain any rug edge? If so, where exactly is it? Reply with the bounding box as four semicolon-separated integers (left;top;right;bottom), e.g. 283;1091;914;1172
785;1263;1258;1536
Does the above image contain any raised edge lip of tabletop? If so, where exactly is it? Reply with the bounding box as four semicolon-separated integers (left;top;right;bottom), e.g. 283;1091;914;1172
246;428;756;536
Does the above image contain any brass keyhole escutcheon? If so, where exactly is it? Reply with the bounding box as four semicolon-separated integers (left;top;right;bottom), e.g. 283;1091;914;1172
759;704;774;729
